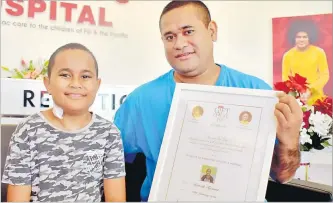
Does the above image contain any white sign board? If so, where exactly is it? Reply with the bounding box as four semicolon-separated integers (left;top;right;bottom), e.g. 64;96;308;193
1;78;136;122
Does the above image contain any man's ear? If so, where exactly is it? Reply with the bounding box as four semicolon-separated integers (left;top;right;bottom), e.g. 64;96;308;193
208;20;218;42
43;76;52;95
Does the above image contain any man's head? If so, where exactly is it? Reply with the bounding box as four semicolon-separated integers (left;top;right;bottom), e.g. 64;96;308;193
242;113;249;121
287;19;318;51
159;1;217;77
240;111;251;122
206;168;211;175
44;43;101;115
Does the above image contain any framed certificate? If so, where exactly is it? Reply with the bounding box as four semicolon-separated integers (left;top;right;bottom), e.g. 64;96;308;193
149;83;279;201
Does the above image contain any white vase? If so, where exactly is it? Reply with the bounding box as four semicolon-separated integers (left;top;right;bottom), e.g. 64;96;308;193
294;151;311;181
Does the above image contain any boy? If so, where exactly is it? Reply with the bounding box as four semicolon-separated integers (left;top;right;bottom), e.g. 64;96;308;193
2;43;126;202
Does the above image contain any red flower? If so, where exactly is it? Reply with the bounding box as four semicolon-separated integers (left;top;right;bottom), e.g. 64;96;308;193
314;97;332;115
274;74;308;95
274;81;290;93
303;110;311;129
290;74;308;87
21;59;26;66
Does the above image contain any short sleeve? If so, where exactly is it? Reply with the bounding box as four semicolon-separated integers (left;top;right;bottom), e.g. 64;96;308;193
103;124;126;179
113;94;140;155
2;123;32;185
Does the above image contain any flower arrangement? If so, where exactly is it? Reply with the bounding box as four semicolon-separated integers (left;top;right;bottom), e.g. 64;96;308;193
1;58;49;80
274;74;332;152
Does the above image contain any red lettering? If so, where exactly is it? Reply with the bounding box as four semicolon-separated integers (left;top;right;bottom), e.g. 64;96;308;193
99;7;112;27
28;0;46;18
5;0;24;16
116;0;129;3
49;0;57;21
60;2;77;22
78;5;95;25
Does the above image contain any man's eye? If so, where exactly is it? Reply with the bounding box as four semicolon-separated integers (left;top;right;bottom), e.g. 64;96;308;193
166;35;174;41
184;30;194;35
82;75;92;79
59;74;70;78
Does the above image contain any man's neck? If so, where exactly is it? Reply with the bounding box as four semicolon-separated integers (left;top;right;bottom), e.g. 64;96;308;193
43;109;92;131
174;63;221;85
296;45;310;52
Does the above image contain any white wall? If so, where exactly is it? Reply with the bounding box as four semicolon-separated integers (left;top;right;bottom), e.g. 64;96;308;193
1;1;332;86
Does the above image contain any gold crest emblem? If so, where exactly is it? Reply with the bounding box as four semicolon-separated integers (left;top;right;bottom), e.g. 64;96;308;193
192;106;204;119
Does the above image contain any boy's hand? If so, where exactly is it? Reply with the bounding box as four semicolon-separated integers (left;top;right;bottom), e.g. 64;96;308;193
7;185;32;202
104;177;126;202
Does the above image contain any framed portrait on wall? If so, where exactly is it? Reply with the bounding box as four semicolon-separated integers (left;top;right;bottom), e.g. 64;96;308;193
272;14;332;102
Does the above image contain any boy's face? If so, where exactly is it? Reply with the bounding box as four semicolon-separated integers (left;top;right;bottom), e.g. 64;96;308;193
44;49;101;114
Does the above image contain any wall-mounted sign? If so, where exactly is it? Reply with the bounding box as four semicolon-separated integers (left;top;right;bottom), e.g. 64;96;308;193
1;78;136;121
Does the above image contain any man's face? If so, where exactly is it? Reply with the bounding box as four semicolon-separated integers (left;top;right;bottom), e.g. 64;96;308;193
44;49;101;114
242;113;249;121
160;5;217;77
295;31;309;49
206;169;211;175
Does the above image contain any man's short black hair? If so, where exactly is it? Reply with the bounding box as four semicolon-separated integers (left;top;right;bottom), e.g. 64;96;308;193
159;1;211;28
287;19;318;45
47;43;98;77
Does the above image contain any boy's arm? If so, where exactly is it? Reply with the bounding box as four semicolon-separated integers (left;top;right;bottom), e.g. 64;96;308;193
7;185;32;202
103;124;126;202
104;177;126;202
2;123;32;202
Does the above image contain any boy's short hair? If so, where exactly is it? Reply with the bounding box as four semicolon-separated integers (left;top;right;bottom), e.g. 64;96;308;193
159;1;211;28
47;43;99;77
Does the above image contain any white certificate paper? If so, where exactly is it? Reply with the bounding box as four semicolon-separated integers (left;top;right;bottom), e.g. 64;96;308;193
149;84;279;201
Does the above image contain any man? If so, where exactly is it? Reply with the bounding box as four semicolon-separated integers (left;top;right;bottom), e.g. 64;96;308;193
282;19;329;104
201;168;214;183
114;1;302;201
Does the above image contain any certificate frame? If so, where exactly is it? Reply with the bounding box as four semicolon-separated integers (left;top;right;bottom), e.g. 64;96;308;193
149;83;279;201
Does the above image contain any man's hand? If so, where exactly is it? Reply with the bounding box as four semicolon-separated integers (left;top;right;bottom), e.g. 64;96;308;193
275;92;303;148
271;92;303;183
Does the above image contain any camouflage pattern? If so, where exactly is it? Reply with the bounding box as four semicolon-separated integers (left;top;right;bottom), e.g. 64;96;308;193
2;112;126;202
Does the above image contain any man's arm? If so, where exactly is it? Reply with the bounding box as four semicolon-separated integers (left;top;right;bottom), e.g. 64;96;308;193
270;142;300;183
272;93;302;183
282;52;291;81
104;177;126;202
308;48;329;91
7;185;32;202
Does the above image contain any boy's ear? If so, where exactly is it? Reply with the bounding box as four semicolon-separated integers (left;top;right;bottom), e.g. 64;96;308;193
43;76;52;95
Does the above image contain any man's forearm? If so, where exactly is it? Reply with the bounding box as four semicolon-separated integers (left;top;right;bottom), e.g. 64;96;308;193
270;143;301;183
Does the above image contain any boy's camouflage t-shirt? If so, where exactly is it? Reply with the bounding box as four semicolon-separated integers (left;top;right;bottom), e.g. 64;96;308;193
2;112;126;202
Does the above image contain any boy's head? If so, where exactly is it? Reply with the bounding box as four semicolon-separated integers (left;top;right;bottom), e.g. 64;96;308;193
44;43;101;115
159;1;217;77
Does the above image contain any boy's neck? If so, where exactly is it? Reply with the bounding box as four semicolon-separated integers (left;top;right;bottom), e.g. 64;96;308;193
43;109;93;131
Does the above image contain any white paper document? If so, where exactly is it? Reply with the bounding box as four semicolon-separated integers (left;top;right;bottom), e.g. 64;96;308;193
149;84;279;201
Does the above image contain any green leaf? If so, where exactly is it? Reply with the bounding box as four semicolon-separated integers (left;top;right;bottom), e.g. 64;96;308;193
321;140;332;147
300;145;310;151
44;60;49;67
288;91;297;97
1;66;11;72
13;69;24;78
28;60;34;71
302;107;307;112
